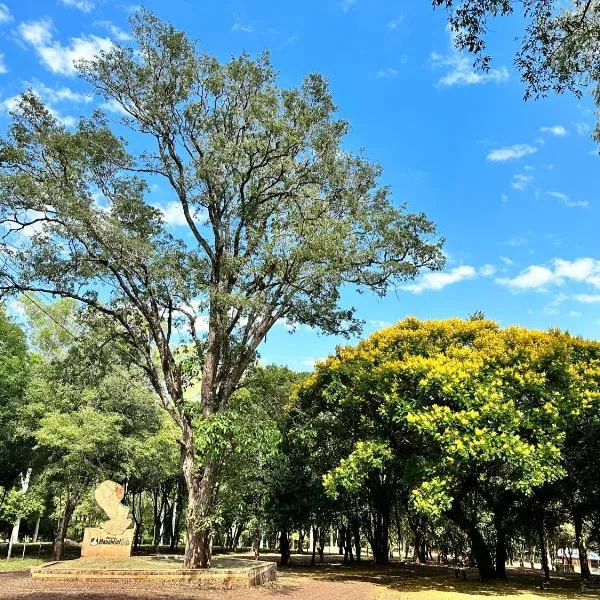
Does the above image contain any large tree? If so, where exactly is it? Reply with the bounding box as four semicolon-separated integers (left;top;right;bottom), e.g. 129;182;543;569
295;318;600;579
0;12;443;567
434;0;600;137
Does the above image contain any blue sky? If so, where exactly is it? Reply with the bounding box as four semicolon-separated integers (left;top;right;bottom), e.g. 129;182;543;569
1;0;599;370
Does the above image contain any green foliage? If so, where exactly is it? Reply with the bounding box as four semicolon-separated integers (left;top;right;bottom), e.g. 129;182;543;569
0;486;43;523
0;306;30;489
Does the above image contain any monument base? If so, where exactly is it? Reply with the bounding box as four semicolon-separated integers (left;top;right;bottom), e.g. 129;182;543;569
81;527;134;558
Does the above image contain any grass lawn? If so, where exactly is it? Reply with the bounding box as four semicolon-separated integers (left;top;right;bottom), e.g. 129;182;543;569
0;558;46;571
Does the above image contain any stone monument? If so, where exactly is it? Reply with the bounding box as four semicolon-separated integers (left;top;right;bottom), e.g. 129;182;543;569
81;480;135;558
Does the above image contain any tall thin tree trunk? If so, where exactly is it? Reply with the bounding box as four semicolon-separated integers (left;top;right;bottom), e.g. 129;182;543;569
51;492;78;561
574;510;591;579
538;515;550;582
32;516;40;543
7;468;33;560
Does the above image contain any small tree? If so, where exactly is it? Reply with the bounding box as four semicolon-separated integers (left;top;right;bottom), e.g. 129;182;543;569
0;12;444;567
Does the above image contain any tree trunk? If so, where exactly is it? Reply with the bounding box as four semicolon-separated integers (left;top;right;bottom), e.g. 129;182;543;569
51;492;78;561
351;517;361;563
318;527;325;562
7;468;33;560
181;432;213;569
494;511;508;579
32;516;40;543
539;519;550;582
311;526;317;566
447;501;495;579
574;510;590;579
280;530;291;566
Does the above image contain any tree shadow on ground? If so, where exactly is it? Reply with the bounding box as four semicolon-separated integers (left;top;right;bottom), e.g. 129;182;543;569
277;559;600;599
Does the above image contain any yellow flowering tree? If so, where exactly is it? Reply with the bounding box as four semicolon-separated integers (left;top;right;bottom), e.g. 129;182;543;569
295;318;600;578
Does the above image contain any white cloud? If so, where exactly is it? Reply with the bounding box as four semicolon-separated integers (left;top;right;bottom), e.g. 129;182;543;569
547;191;589;208
231;23;253;33
387;17;403;30
500;193;508;203
540;125;567;136
93;20;131;41
0;3;12;24
512;174;533;191
479;264;496;277
340;0;356;11
154;201;207;227
18;18;112;77
299;357;324;368
497;265;555;291
100;98;129;115
374;67;399;79
368;319;393;329
60;0;95;12
569;310;582;317
430;36;509;87
576;122;591;136
0;53;6;74
503;234;531;247
27;80;92;104
574;294;600;303
497;258;600;291
487;144;537;162
402;265;477;294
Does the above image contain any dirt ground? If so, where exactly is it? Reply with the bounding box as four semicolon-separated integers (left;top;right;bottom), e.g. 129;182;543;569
0;570;373;600
1;557;599;600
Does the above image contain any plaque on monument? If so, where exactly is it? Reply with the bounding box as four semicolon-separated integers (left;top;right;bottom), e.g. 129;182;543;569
81;480;135;558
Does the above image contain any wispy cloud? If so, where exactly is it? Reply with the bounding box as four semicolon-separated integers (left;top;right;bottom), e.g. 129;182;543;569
60;0;95;12
512;174;533;191
540;125;567;136
340;0;356;12
0;53;6;74
368;319;394;329
26;80;93;103
431;51;509;86
387;17;403;30
0;3;13;24
576;122;591;136
100;98;129;115
574;294;600;303
18;18;112;76
401;265;477;293
487;144;537;162
497;258;600;291
232;23;253;33
93;20;131;41
547;191;589;208
374;67;400;79
479;264;496;276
